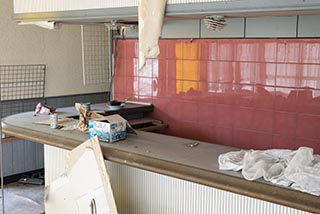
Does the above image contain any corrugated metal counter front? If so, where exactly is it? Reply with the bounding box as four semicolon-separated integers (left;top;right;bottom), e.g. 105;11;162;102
2;104;319;214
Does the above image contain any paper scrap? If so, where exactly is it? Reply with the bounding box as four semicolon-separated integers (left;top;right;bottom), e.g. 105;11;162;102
75;103;104;133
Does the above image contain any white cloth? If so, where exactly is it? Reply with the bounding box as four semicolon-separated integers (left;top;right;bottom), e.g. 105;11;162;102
218;147;320;196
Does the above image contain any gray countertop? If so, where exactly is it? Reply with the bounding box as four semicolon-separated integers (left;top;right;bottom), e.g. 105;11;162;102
2;103;319;214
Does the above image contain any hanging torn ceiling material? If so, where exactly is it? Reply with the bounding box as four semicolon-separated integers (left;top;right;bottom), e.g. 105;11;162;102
138;0;167;70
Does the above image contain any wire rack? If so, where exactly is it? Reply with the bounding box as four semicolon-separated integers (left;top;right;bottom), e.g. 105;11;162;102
0;64;46;101
81;24;109;85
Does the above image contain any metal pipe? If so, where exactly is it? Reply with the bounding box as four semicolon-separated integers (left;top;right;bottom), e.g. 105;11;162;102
107;24;114;102
0;81;5;214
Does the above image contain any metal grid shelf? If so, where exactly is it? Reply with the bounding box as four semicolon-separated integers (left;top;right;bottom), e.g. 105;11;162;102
81;24;109;86
0;64;46;101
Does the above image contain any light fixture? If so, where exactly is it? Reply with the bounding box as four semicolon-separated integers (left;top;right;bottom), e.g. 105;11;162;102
18;21;56;30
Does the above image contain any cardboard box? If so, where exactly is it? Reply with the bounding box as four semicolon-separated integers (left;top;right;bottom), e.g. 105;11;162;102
88;114;129;143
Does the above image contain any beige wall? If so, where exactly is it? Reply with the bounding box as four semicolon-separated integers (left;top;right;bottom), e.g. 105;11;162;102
1;0;108;97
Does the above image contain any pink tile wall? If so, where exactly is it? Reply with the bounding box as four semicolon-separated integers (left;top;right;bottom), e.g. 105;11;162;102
114;39;320;154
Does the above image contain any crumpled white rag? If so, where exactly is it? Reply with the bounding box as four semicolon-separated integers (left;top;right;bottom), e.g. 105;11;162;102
218;147;320;196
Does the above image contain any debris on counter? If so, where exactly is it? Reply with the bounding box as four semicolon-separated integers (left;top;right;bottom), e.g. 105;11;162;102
88;114;136;143
75;103;104;133
34;102;56;116
125;100;152;106
185;142;200;148
33;118;74;126
82;102;91;111
110;100;122;106
49;113;58;129
218;147;320;196
60;124;77;131
106;100;125;110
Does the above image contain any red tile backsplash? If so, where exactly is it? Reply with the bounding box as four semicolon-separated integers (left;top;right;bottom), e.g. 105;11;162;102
114;39;320;154
258;40;277;62
274;112;296;136
114;76;126;95
301;41;320;64
216;62;235;83
197;103;216;124
125;40;138;58
215;83;235;105
234;107;254;129
255;63;276;85
254;85;275;109
233;129;273;150
296;89;320;115
235;42;259;62
234;84;254;107
277;41;301;63
213;126;234;147
251;109;273;132
214;104;234;127
274;88;297;112
272;135;296;150
125;76;135;96
276;63;300;87
295;138;319;152
234;62;256;84
217;41;234;61
296;114;320;139
115;58;126;77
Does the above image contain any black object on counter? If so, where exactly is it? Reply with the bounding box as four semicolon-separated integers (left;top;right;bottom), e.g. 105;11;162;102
110;100;123;106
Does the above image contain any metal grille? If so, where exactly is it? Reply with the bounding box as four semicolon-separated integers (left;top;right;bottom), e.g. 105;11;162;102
0;64;45;101
81;24;109;85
